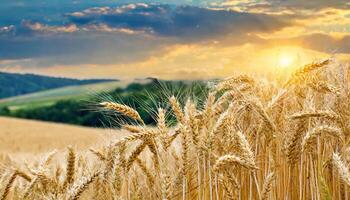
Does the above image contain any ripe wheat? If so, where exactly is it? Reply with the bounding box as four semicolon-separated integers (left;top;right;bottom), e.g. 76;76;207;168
1;59;350;199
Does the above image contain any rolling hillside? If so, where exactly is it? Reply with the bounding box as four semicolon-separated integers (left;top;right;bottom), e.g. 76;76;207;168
0;79;204;128
0;80;130;110
0;72;117;99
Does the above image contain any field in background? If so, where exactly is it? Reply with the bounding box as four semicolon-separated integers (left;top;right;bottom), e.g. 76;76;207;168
0;81;128;110
0;117;127;157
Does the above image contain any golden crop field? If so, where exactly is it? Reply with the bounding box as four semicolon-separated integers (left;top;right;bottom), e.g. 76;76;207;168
0;117;120;154
1;59;350;200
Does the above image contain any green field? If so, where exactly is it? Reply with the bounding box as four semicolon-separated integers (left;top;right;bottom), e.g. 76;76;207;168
0;81;130;110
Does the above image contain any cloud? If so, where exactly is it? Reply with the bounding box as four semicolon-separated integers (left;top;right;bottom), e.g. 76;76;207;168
0;3;294;67
17;21;143;35
258;33;350;54
0;2;349;80
0;32;172;65
214;0;350;11
66;4;291;41
81;23;145;34
267;0;350;9
295;33;350;54
0;25;15;37
22;21;78;34
5;43;335;80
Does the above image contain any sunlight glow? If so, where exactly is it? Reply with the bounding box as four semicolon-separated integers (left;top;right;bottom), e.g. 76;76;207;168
278;54;294;68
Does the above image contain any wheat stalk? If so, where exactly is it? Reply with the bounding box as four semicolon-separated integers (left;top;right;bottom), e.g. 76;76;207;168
126;140;148;170
214;154;258;171
286;121;306;165
22;176;39;199
261;172;275;200
289;110;340;121
68;171;100;200
169;96;185;124
123;124;143;133
301;125;342;152
284;59;331;86
161;171;172;200
100;102;144;124
15;170;31;182
113;129;156;146
0;171;17;200
63;146;76;188
216;74;255;91
89;148;106;161
135;158;154;186
308;80;340;95
333;153;350;186
235;131;256;167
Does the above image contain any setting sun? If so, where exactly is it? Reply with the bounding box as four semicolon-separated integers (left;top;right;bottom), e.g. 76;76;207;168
279;54;294;68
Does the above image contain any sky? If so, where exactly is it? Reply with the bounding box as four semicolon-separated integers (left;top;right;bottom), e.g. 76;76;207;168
0;0;349;80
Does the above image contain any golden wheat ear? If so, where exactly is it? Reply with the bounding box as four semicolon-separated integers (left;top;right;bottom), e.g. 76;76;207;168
0;171;18;200
14;169;32;182
235;131;256;167
157;107;167;133
122;124;143;133
214;154;258;172
99;102;144;124
63;146;76;188
333;153;350;186
284;58;331;86
89;148;106;161
169;96;185;124
301;125;342;152
261;172;275;200
68;171;100;200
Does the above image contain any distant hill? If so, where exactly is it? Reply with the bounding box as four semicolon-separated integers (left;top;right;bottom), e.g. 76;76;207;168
0;80;207;127
0;81;128;110
0;72;117;99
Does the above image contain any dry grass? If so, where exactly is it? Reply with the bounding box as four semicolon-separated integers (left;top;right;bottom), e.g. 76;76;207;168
1;59;350;199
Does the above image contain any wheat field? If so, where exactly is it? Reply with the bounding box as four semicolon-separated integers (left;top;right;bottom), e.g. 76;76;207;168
0;117;131;155
1;59;350;199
